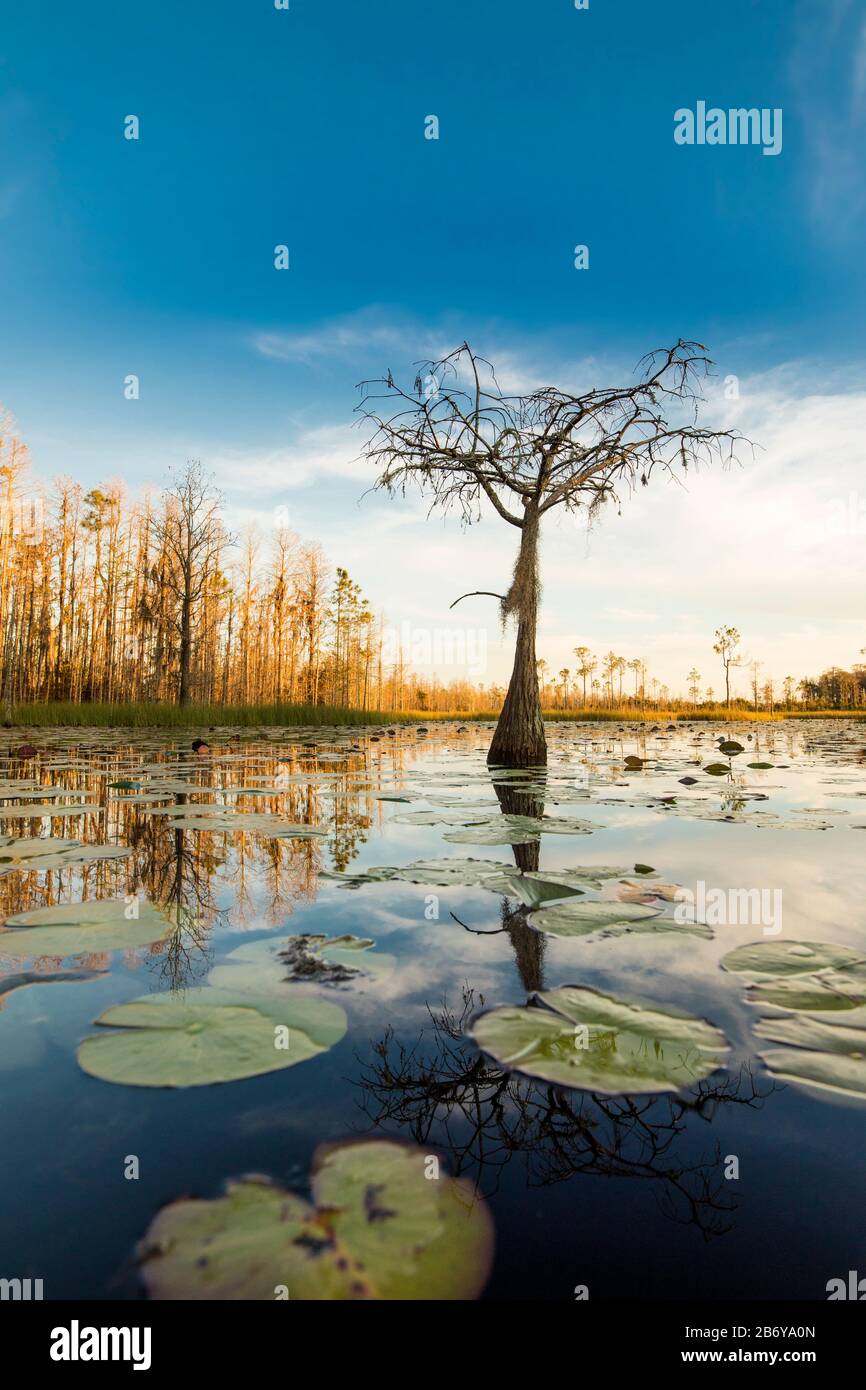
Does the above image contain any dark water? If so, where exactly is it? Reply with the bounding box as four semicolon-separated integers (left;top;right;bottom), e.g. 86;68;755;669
1;719;865;1300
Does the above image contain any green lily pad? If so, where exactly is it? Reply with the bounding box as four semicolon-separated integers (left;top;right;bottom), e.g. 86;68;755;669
502;874;584;909
747;762;774;770
528;815;598;835
721;940;866;1012
718;741;745;755
386;858;515;890
319;866;398;888
77;986;347;1088
523;866;633;892
0;836;79;862
146;808;327;837
0;898;176;957
392;810;490;827
747;972;866;1012
0;803;103;819
469;985;729;1095
703;764;730;776
443;822;539;846
755;1015;866;1101
137;1139;494;1299
0;837;132;876
720;941;866;978
526;900;665;939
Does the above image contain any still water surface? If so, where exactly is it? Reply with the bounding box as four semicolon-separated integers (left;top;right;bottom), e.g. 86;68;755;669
1;719;865;1299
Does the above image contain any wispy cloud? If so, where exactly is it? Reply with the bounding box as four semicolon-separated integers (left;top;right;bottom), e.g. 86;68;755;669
251;310;452;367
209;423;366;493
789;0;866;231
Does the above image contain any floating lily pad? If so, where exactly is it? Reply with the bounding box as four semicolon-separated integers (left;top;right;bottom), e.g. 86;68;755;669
77;986;347;1088
747;972;866;1012
0;836;79;862
523;865;633;892
501;873;584;909
319;866;398;888
145;808;327;837
526;899;666;939
703;764;730;776
443;822;539;846
137;1139;494;1299
469;986;729;1095
391;857;515;889
720;940;866;978
0;837;131;876
755;1014;866;1101
392;809;490;827
721;940;866;1012
0;898;175;957
0;803;103;819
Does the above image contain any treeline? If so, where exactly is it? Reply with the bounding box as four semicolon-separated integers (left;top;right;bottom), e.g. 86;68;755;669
0;425;391;712
799;666;866;710
2;413;863;716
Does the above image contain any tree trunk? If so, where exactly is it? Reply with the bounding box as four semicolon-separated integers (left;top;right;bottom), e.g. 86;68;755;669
488;504;547;767
179;592;192;706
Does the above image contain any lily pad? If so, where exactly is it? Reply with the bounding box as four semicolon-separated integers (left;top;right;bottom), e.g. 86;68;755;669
747;972;866;1012
469;985;729;1095
443;822;539;846
0;898;176;957
720;940;866;979
319;866;398;888
0;837;131;876
526;900;665;939
77;986;347;1088
523;865;633;892
755;1014;866;1101
721;940;866;1012
501;873;584;909
137;1139;494;1299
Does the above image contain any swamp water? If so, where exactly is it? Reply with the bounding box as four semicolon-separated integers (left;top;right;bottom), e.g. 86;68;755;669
1;719;865;1299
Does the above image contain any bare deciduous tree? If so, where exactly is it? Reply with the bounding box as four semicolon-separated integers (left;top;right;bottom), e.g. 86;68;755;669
358;341;746;765
150;461;230;705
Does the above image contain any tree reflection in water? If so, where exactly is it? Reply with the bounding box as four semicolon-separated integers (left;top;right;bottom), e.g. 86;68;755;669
355;987;774;1241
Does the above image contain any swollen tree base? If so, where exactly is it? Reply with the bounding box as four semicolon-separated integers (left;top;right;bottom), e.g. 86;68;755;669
487;691;547;768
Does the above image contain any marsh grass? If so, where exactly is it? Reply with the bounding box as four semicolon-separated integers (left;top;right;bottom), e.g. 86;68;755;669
8;701;863;729
9;701;398;729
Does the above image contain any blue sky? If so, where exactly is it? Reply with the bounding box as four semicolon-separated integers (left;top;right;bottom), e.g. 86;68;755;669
1;0;865;692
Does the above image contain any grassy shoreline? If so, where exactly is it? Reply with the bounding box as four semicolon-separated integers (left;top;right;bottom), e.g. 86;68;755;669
6;701;865;729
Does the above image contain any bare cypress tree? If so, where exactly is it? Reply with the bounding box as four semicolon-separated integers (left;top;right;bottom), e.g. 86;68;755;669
150;461;229;707
358;340;745;766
